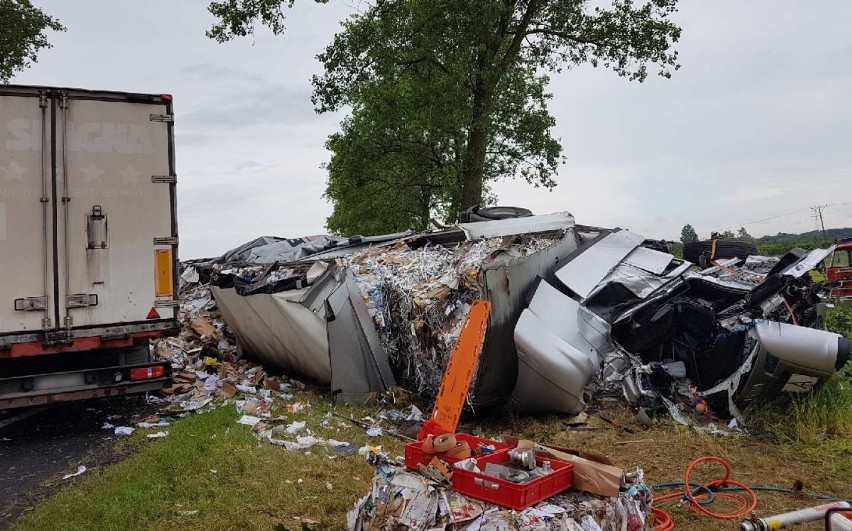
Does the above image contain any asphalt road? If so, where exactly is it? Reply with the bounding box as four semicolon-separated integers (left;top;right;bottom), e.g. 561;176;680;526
0;396;159;529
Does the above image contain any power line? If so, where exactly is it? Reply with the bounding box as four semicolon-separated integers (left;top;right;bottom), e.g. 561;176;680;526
713;207;811;233
811;204;827;243
712;200;852;234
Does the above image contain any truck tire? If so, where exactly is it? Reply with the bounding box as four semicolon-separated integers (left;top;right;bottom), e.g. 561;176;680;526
683;239;757;266
459;206;533;223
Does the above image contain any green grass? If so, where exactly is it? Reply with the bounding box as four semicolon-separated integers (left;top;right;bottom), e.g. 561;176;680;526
13;390;405;531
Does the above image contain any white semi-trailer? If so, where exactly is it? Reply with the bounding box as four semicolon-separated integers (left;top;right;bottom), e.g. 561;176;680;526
0;85;179;409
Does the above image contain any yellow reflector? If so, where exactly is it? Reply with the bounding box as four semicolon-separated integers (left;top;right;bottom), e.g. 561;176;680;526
154;248;173;297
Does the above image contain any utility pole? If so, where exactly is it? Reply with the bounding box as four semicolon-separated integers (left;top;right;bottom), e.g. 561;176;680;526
811;205;827;243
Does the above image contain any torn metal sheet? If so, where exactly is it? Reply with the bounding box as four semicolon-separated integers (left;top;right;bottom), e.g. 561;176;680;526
527;279;610;356
211;263;395;402
783;245;835;278
212;284;330;381
457;211;575;240
208;235;346;265
621;246;674;275
554;230;645;298
513;279;609;414
591;261;684;300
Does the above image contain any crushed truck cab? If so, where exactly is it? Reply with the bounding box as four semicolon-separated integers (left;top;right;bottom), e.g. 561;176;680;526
0;85;179;409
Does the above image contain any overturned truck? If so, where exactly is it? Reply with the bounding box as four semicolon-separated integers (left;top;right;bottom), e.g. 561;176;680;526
187;213;848;425
515;228;849;425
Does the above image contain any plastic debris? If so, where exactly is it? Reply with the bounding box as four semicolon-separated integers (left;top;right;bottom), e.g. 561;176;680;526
147;431;169;439
114;426;135;436
284;421;306;434
62;465;87;480
237;415;262;427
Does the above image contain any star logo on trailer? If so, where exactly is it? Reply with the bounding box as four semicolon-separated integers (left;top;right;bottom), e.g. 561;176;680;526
120;164;142;184
1;159;27;182
80;163;104;183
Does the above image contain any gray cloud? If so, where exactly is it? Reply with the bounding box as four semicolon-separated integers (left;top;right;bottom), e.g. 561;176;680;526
15;0;852;258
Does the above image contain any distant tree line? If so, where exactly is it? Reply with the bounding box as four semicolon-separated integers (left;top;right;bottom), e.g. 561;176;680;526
679;224;852;257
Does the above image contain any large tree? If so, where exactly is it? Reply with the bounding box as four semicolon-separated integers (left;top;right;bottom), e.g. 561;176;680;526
208;0;681;234
0;0;64;83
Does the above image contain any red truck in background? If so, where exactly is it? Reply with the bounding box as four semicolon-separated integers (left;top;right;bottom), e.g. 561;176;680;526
826;238;852;299
0;85;178;410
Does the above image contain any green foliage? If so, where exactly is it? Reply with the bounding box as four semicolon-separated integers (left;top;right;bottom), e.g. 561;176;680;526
827;301;852;340
736;226;755;243
755;227;852;256
680;224;698;244
0;0;64;83
208;0;682;236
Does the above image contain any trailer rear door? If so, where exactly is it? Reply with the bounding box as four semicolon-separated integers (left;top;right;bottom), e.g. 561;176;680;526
0;89;56;337
56;92;178;333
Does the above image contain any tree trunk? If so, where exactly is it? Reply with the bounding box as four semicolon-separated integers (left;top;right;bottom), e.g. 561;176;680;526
460;89;491;210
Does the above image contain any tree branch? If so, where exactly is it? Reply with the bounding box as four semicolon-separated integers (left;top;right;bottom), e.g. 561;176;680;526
496;0;538;76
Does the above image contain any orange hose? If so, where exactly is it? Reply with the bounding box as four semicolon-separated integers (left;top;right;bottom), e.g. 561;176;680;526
651;455;759;530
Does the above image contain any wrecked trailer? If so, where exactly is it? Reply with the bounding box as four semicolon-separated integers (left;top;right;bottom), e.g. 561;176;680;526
193;212;847;422
201;213;584;407
512;229;850;426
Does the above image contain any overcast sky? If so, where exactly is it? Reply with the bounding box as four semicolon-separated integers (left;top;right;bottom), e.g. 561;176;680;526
12;0;852;258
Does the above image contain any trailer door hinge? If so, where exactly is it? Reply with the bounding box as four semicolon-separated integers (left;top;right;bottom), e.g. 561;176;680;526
149;113;174;123
14;297;48;311
153;237;178;246
66;294;99;308
151;174;177;184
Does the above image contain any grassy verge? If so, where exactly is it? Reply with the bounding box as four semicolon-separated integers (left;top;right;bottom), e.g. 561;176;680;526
15;391;852;531
13;389;404;531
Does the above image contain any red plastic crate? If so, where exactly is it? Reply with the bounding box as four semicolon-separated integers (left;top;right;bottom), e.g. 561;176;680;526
452;453;573;510
404;433;510;471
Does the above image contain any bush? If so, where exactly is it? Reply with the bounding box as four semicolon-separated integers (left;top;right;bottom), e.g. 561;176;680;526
827;301;852;340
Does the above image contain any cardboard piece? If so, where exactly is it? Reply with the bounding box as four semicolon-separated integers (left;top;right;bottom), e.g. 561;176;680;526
503;436;623;498
190;315;216;337
220;380;237;399
265;378;282;392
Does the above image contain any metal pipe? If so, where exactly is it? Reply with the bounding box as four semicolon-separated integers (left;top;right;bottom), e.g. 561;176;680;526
60;91;71;336
39;91;50;332
740;501;850;531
